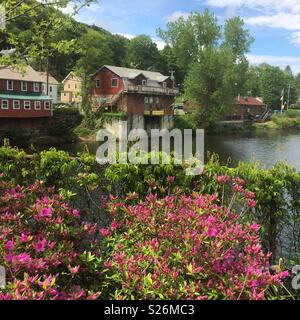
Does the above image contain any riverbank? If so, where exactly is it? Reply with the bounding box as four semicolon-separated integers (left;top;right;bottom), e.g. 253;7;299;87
254;110;300;131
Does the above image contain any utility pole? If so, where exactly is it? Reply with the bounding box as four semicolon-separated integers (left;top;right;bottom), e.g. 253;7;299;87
287;84;291;110
46;56;49;96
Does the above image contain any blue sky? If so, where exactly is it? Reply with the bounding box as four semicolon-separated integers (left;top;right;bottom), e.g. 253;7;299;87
68;0;300;73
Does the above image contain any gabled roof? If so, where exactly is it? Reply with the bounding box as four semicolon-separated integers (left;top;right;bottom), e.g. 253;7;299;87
95;65;170;82
38;72;59;85
237;96;265;106
0;66;44;82
62;71;82;84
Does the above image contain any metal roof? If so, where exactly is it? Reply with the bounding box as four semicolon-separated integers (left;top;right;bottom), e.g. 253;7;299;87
0;66;44;82
38;71;59;85
99;65;170;82
0;92;52;100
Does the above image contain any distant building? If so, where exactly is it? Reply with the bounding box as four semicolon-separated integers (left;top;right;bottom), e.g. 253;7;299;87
60;72;82;105
91;65;178;116
38;72;59;104
0;66;53;129
221;96;266;123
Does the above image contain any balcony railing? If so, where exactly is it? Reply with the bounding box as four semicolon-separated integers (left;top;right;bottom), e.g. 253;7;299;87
126;84;179;95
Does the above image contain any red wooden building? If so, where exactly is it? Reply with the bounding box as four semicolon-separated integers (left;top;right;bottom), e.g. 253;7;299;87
0;66;53;129
91;65;178;116
221;96;267;123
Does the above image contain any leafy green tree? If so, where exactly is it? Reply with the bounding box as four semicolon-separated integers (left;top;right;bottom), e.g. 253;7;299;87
256;64;297;109
126;35;160;70
184;47;236;125
159;45;183;85
157;10;221;75
0;0;94;68
75;28;113;76
223;17;254;59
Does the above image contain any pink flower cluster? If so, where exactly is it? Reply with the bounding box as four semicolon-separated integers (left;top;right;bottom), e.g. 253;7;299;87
104;191;288;300
0;178;101;300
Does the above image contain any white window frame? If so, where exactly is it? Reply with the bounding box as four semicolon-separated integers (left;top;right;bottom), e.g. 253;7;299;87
142;79;147;86
33;82;40;92
7;80;13;91
34;101;41;110
44;101;51;110
24;101;31;110
21;81;28;92
96;79;101;87
111;78;118;87
13;100;20;110
1;100;8;109
163;82;167;88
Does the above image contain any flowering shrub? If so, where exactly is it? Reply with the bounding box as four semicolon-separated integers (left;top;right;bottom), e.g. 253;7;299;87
0;175;102;300
102;180;288;300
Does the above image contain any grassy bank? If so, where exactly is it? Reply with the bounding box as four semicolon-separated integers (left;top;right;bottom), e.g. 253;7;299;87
254;109;300;131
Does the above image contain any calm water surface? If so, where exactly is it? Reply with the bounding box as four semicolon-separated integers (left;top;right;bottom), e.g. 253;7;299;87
28;130;300;170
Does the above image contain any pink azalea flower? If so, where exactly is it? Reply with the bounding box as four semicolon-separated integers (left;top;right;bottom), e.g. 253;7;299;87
208;216;217;224
20;233;29;243
68;265;80;277
72;209;80;218
40;207;53;218
99;228;111;237
250;223;260;232
15;253;31;264
36;239;47;253
5;240;14;251
207;228;218;237
247;199;257;208
216;175;230;184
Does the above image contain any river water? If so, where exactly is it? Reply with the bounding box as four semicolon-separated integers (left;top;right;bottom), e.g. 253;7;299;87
32;130;300;170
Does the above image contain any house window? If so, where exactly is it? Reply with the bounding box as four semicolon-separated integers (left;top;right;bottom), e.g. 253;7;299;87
13;100;20;110
49;86;52;93
149;97;153;104
7;80;13;91
155;97;160;106
33;82;40;92
68;84;70;89
35;101;41;110
1;100;8;109
75;84;77;89
21;81;27;92
96;79;101;87
163;82;167;88
64;93;66;97
142;80;147;86
111;78;118;87
44;101;51;110
24;101;31;110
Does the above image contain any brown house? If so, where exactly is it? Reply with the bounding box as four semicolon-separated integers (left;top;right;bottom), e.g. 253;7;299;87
221;96;266;123
91;65;179;116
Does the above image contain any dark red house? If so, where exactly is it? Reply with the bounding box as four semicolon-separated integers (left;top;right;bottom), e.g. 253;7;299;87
0;66;53;129
91;65;178;116
221;96;266;123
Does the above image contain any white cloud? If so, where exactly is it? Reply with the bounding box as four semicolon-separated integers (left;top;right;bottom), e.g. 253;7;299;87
165;11;190;22
205;0;300;13
245;13;300;30
247;54;300;73
205;0;300;46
